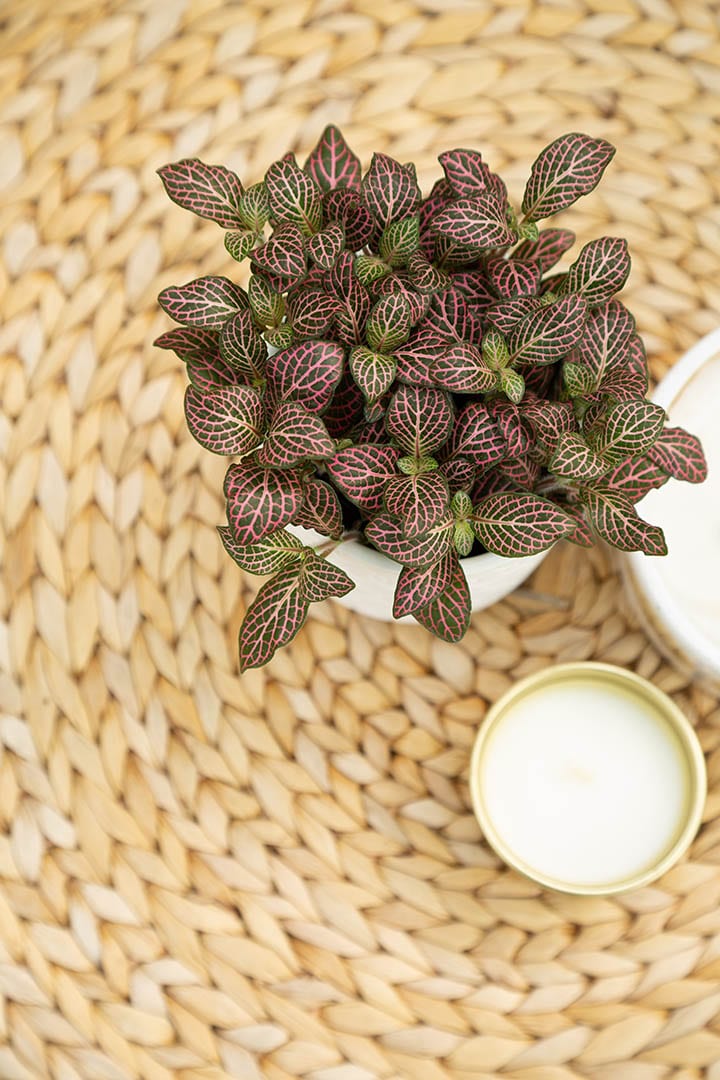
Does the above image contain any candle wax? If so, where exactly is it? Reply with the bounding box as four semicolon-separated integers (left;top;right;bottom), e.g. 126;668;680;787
481;679;689;888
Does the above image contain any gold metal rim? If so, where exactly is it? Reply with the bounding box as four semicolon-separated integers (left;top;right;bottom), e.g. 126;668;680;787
469;662;707;896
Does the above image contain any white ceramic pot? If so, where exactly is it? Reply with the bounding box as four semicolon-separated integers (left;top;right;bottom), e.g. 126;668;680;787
290;524;548;622
623;326;720;688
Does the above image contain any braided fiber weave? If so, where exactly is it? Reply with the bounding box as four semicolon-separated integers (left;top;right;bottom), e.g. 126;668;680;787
2;1;720;1077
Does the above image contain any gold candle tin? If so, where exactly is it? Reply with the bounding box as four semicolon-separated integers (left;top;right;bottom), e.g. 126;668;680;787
469;662;706;896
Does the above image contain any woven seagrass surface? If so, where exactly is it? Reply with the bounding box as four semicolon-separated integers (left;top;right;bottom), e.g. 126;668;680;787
3;2;720;1077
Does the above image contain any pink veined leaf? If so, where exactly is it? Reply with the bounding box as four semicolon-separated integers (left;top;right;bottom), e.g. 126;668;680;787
580;486;667;555
593;400;667;465
184;384;265;456
287;289;339;339
563;505;595;548
487;258;542;299
225;463;304;545
574;300;636;386
299;553;355;603
521;133;616;221
451;269;496;311
187;350;245;392
485;297;543;335
372;273;430;324
438;148;507;203
155;325;219;363
251;224;307;284
447;401;506;466
549;432;608;481
330;251;371;347
431;194;515;249
365;511;454;569
394;329;446;388
323;189;375;249
353;415;389;444
306;222;345;270
384;471;450;537
322;373;364;437
648;426;708;484
217;525;305;575
413;556;471;643
264;156;323;234
513;228;576;272
418;177;455;238
258;401;335;468
425;290;470;340
159;276;249;329
507;295;588;366
393;551;456;619
497;453;541;489
520;400;575;454
439;455;476;494
326;444;400;511
266;339;345;414
239;567;309;670
294;478;344;538
265;325;294;350
471;467;521;503
472;491;574;557
219;309;267;379
349;346;397;404
604;455;669;502
431;342;496;394
523;363;555;397
304;125;361;192
560;236;631;307
158;159;243;228
406;251;450;294
362;152;421;227
599;332;649;399
366;293;413;352
432;233;481;269
488;400;531;457
386;385;454;457
364;396;388;425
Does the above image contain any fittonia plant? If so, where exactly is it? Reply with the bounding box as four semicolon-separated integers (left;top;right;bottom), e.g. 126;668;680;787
156;127;706;669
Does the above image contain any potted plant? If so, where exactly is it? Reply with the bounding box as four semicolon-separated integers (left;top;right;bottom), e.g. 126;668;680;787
156;127;706;669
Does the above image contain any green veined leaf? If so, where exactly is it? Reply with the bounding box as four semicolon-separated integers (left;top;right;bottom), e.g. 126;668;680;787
384;471;450;537
365;511;454;569
366;293;413;353
521;133;616;222
238;183;269;231
560;236;631;307
159;276;249;329
294;478;344;538
264;156;323;234
220;308;267;380
248;274;285;327
648;426;708;484
406;251;450;294
355;255;392;286
393;551;456;619
239;568;309;670
306;222;345;270
549;432;608;481
413;556;471;643
563;361;596;397
299;553;354;602
498;368;525;404
580;486;667;554
386;385;454;457
593;400;667;465
258;401;335;468
362;152;421;227
184;384;264;456
507;295;588;366
224;229;260;262
225;463;304;544
303;125;361;192
265;325;294;350
379;215;420;267
350;346;397;404
472;491;574;557
217;525;304;575
158;159;243;228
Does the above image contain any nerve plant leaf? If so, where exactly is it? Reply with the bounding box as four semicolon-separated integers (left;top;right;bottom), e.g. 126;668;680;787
549;432;608;481
581;487;667;555
158;159;244;228
386;385;454;457
413;556;471;643
184;384;264;456
393;551;456;618
265;156;323;233
251;223;306;283
294;479;344;538
258;401;335;468
561;236;631;307
431;194;514;249
384;471;450;536
431;342;496;394
300;553;354;602
593;400;667;465
306;222;345;270
513;227;576;272
225;463;304;544
159;276;248;329
304;124;362;192
522;132;616;221
266;340;344;414
217;525;304;575
326;444;400;511
365;511;454;569
487;257;542;299
507;295;588;366
438;148;506;202
239;568;309;670
350;346;397;403
648;426;708;484
220;309;267;379
362;152;421;227
472;491;573;557
446;401;506;466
